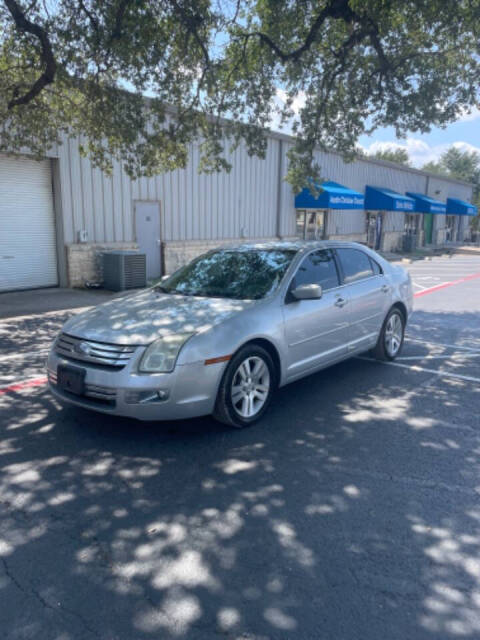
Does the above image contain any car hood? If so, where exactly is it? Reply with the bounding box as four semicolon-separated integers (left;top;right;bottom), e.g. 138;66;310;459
61;289;257;345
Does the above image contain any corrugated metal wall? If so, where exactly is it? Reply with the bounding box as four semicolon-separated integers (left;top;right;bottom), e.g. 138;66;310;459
57;135;280;244
426;175;473;234
54;133;473;245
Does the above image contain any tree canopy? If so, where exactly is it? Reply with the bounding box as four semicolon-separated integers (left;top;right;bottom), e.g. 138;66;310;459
422;147;480;227
369;147;411;166
1;0;480;191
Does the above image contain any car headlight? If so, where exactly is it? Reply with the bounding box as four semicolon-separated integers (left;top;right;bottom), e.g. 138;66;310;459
138;334;194;373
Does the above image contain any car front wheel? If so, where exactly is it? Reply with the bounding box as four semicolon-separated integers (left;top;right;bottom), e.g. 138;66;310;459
213;345;276;428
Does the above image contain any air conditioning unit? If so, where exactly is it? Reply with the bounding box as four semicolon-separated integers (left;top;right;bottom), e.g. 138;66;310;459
102;251;146;291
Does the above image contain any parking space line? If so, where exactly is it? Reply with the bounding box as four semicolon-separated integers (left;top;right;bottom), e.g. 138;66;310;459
405;337;480;353
357;357;480;384
397;354;480;361
0;350;49;362
412;282;429;290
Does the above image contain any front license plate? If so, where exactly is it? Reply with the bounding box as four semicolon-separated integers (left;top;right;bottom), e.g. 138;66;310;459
57;365;86;396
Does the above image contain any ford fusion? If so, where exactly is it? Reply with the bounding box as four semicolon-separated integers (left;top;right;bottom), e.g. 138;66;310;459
47;242;413;428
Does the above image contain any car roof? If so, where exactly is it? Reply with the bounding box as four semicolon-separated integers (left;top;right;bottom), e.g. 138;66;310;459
216;240;369;254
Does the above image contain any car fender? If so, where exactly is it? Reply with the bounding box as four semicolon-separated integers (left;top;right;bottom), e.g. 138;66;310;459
176;299;286;378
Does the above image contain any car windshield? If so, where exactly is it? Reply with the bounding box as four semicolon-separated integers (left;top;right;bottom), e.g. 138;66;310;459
158;248;297;300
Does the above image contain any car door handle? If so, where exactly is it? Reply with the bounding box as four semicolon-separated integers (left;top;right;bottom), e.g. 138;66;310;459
335;297;347;308
381;284;390;293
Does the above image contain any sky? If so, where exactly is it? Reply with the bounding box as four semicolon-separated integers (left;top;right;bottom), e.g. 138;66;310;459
357;106;480;168
272;90;480;168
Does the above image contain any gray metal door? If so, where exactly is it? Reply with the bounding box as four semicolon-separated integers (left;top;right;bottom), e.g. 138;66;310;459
134;201;161;279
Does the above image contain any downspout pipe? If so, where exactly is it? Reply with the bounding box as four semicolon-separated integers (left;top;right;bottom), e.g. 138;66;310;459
276;139;283;239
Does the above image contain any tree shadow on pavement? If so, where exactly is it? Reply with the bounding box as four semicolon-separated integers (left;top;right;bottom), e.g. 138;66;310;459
1;332;480;638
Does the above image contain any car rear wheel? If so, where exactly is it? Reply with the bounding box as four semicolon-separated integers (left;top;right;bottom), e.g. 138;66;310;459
213;345;276;428
372;307;405;361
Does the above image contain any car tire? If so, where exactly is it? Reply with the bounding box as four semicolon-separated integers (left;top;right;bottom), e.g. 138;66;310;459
372;307;405;361
213;344;276;428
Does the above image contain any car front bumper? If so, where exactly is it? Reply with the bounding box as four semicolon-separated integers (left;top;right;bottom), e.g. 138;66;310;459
46;349;225;421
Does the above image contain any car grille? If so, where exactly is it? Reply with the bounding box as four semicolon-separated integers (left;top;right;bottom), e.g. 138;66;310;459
55;333;137;369
48;369;117;407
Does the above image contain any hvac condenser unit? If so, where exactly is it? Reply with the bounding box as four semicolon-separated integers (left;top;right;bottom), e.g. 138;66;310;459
102;251;147;291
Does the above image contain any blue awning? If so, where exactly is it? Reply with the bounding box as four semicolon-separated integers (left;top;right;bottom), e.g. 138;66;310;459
365;186;415;212
446;198;477;216
295;181;364;210
406;192;446;214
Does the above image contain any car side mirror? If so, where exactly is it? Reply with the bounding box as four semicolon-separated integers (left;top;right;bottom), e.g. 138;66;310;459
161;274;169;282
291;283;323;300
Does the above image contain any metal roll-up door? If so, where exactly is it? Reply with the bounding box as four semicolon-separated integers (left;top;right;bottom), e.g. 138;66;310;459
0;155;58;292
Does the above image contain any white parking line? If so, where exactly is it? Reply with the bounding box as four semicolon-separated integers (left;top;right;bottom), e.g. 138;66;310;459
405;337;480;353
357;357;480;384
397;353;480;361
0;350;49;362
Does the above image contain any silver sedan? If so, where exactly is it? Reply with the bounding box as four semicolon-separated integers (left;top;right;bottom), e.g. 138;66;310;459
47;241;413;428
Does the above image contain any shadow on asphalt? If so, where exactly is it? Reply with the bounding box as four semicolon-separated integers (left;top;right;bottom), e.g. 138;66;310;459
1;321;480;638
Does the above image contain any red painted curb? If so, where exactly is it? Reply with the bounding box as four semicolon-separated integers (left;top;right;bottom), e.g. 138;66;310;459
414;272;480;298
0;377;47;395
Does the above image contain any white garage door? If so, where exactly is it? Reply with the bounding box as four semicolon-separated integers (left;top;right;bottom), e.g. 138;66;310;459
0;155;58;292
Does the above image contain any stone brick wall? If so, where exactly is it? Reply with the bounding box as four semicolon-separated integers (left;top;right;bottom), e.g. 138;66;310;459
434;228;447;245
381;231;403;252
67;242;139;287
326;233;367;244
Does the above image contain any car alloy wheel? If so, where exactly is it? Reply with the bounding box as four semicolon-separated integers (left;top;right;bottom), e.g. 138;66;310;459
230;356;271;418
384;312;403;357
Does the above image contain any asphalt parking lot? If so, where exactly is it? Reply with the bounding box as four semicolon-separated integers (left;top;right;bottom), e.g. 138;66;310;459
1;254;480;640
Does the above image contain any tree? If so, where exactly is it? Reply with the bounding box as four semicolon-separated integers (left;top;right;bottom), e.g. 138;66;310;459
419;161;444;175
421;147;480;194
1;1;480;191
370;148;410;166
422;147;480;229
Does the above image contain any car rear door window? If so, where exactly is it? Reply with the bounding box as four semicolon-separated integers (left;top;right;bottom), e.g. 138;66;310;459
336;248;374;284
292;249;340;291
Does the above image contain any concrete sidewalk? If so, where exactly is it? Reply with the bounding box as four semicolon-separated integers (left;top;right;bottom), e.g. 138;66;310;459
0;287;121;320
381;243;480;264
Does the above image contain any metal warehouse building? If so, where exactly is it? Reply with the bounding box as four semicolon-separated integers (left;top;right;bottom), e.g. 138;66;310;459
0;129;475;292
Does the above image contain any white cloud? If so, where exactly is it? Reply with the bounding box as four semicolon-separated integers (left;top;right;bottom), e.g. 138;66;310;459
275;88;306;115
456;106;480;123
269;89;306;133
359;137;480;168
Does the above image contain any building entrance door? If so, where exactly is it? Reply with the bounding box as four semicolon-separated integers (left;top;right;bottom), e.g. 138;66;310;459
424;213;433;245
445;215;456;243
134;201;161;279
366;212;382;250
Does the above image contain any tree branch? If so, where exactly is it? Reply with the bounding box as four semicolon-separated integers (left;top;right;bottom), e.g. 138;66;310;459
77;0;99;33
5;0;57;108
168;0;210;67
251;0;355;62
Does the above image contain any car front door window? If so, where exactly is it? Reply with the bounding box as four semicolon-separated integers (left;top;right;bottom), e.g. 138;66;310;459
283;250;348;379
290;249;340;292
